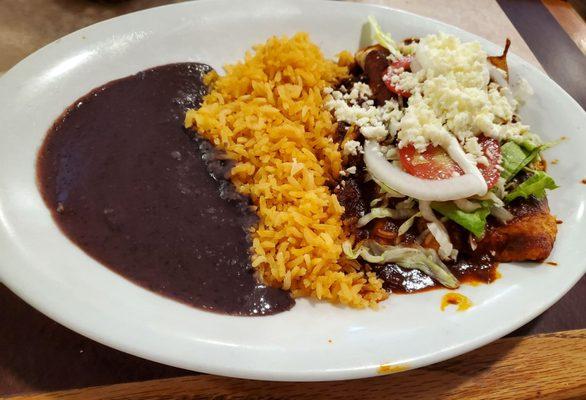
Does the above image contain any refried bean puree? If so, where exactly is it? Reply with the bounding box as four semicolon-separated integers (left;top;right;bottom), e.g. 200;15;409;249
36;63;294;316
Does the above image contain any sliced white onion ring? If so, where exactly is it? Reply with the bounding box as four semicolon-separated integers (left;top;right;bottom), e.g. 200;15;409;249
364;140;488;201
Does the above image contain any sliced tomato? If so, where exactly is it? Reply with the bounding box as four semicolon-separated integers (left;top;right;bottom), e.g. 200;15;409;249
398;136;501;188
399;144;463;180
390;57;412;70
477;136;501;189
382;57;413;98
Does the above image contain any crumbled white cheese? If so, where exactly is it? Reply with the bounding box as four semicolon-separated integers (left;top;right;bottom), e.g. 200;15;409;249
361;125;388;140
330;33;536;171
398;93;452;151
392;69;425;94
343;140;363;156
347;82;372;104
419;78;514;142
463;137;489;166
391;33;529;166
346;166;357;175
325;82;403;142
415;33;490;89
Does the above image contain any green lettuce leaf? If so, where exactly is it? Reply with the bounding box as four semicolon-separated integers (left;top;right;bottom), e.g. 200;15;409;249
501;141;530;181
357;207;416;227
431;202;491;238
367;16;402;59
515;137;540;151
501;141;556;181
504;171;558;202
398;212;421;236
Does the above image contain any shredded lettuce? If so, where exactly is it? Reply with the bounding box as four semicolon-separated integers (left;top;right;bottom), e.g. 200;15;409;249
398;212;421;236
370;197;383;207
419;200;456;260
396;197;415;210
504;171;558;202
367;16;402;60
431;202;491;238
342;241;362;260
342;240;459;288
427;221;455;260
373;177;405;198
357;207;416;227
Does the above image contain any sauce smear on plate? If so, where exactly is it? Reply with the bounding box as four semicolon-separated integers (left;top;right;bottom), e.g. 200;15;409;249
37;63;293;315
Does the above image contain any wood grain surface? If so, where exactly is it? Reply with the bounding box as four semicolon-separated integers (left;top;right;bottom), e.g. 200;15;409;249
543;0;586;54
8;330;586;400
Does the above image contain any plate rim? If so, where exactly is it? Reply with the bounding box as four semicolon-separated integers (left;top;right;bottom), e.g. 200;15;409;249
0;0;584;382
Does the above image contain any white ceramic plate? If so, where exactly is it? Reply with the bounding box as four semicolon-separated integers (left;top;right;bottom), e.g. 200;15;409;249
0;0;584;381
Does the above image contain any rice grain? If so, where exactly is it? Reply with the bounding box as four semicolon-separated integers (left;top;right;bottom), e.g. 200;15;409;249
186;33;387;307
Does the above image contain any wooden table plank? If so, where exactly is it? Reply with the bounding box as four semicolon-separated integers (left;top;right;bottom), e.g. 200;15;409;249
9;330;586;400
543;0;586;54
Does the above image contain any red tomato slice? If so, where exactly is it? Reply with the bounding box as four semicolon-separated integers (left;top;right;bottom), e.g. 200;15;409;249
391;57;412;70
477;136;501;189
399;144;463;180
398;136;501;187
382;57;413;98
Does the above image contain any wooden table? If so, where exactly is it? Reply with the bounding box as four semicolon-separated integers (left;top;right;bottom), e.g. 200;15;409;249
1;1;585;398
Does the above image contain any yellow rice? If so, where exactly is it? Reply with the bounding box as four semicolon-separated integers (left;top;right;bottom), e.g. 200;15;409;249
185;33;388;307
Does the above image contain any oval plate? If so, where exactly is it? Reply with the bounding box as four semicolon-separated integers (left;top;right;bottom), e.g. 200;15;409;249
0;0;584;381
